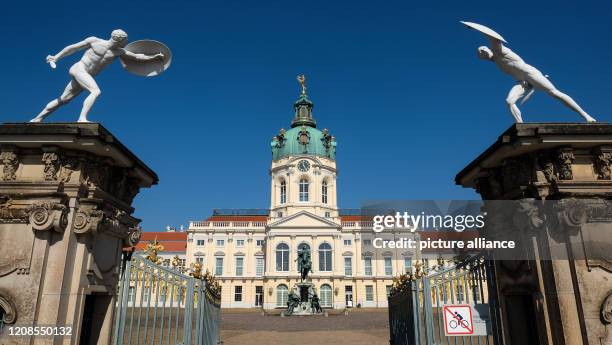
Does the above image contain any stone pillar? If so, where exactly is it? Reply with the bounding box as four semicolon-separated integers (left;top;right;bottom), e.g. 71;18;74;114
0;123;158;345
456;123;612;345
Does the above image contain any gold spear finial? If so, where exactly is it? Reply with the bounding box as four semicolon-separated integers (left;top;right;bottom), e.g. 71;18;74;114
297;74;306;95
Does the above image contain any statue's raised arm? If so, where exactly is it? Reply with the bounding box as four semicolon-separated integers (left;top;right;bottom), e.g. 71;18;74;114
461;21;596;123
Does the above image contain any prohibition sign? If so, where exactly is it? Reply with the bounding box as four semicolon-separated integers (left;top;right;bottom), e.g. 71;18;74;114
443;305;473;335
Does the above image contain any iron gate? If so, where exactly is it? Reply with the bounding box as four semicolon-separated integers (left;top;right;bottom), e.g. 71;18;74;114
112;255;221;345
389;256;502;345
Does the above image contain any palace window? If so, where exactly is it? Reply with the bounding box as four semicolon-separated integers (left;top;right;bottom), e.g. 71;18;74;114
236;257;244;276
318;243;332;271
256;257;264;276
363;239;372;246
365;285;374;302
384;257;393;275
216;239;225;247
320;284;332;307
255;286;263;307
215;257;223;276
235;286;242;302
299;179;309;202
196;240;205;246
364;257;373;276
196;257;204;264
256;239;264;247
322;181;328;204
280;180;287;204
276;243;289;271
343;239;352;246
404;258;412;273
344;257;352;276
324;211;330;218
277;284;288;307
236;239;245;247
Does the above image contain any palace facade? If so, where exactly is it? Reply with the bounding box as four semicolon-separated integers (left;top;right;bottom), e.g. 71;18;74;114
186;82;417;309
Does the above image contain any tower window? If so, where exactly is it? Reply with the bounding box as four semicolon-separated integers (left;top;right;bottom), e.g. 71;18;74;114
322;180;328;204
280;180;287;204
299;179;309;202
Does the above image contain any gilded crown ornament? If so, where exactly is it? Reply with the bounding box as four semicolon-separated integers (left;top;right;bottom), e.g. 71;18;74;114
143;237;164;264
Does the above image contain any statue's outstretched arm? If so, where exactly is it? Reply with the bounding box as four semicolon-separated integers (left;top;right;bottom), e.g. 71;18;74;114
52;37;97;62
122;50;164;62
487;37;504;54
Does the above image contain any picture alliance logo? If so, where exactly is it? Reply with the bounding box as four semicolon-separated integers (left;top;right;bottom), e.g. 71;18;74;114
372;211;486;233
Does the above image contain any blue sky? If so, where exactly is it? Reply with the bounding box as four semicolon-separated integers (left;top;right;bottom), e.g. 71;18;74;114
1;1;610;230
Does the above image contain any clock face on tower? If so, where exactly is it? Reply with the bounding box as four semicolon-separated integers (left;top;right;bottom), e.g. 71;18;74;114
297;160;311;172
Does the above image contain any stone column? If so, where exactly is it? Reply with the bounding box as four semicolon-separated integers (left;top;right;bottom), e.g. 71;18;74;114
0;123;158;345
456;123;612;345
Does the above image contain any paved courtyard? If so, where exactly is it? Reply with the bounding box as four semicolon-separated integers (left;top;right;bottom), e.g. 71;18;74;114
219;309;389;345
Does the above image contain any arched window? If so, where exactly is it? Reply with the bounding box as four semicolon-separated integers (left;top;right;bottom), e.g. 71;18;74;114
298;243;310;252
299;179;309;202
318;243;332;271
322;180;328;204
320;284;332;307
276;243;289;271
280;180;287;204
277;284;288;307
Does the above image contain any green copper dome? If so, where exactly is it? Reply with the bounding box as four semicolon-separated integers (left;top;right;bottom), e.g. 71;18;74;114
271;82;337;161
271;125;337;161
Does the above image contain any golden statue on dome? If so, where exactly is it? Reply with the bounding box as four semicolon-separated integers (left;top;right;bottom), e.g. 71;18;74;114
297;74;307;95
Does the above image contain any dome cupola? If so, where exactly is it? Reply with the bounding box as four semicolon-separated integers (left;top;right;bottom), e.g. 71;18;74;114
271;75;337;161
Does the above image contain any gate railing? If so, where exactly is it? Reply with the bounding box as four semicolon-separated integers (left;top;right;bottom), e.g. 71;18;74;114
389;256;501;345
112;255;221;345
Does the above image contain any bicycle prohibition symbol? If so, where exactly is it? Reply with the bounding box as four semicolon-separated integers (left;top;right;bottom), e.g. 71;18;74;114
443;305;474;336
449;314;470;329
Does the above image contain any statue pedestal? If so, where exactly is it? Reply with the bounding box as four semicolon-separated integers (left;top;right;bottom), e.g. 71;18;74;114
456;123;612;345
0;123;157;345
284;281;321;316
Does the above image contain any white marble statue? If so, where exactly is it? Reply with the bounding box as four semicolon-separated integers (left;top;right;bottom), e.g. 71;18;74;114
462;21;596;123
30;30;165;123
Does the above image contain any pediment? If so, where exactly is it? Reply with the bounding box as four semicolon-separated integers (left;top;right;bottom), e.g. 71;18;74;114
193;251;205;256
214;251;225;256
342;251;353;256
234;251;245;256
267;211;340;229
254;251;265;256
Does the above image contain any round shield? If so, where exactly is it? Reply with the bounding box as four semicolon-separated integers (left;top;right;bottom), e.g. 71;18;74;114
461;21;508;43
119;40;172;77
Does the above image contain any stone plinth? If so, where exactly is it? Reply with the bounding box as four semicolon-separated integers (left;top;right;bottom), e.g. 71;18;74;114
0;123;158;345
456;123;612;345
